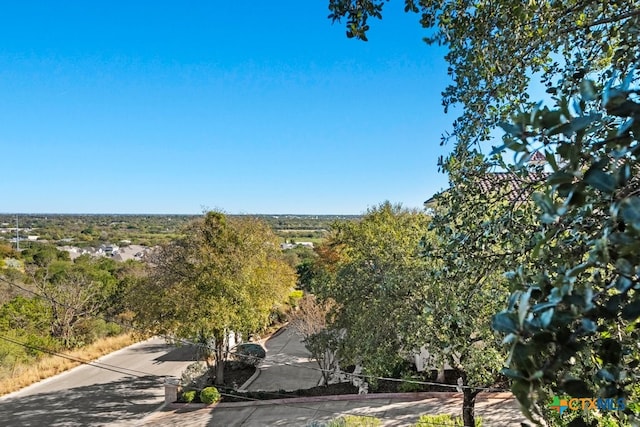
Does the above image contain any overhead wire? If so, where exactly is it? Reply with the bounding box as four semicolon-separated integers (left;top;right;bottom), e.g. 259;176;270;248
0;273;509;393
0;334;164;381
0;281;500;427
0;336;455;427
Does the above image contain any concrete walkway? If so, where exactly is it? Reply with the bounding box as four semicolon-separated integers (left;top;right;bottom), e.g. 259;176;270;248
142;392;527;426
140;327;528;426
241;327;322;392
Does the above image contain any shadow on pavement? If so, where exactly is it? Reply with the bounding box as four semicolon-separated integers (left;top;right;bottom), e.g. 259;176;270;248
0;376;162;426
127;342;198;363
154;345;199;363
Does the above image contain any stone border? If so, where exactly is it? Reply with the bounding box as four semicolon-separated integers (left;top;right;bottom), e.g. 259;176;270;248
236;324;289;392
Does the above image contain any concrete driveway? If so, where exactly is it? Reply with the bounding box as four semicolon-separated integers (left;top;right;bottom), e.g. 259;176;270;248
241;327;321;392
141;392;526;426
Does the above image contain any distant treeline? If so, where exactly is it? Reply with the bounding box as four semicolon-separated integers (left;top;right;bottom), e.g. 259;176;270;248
0;214;361;247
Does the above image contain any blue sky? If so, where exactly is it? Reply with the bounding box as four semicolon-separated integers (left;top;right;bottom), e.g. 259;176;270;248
1;1;455;215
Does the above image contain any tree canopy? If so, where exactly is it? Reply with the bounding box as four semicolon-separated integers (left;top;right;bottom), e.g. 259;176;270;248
314;202;431;376
328;1;640;424
130;211;296;384
328;0;640;147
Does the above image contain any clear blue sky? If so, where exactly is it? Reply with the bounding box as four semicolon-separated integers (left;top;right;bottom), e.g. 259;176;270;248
1;1;454;215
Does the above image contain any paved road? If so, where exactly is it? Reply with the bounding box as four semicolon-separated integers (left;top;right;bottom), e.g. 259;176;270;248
0;337;198;426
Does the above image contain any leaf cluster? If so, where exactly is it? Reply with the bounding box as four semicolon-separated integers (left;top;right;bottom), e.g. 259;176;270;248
493;70;640;425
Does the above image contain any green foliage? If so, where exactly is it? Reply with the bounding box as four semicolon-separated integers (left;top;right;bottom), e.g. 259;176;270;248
493;71;640;425
130;211;296;385
71;318;123;347
326;1;640;425
20;244;69;266
288;289;304;307
398;373;423;393
0;329;35;367
314;202;431;376
199;386;221;404
181;390;197;403
320;415;382;427
0;296;51;333
415;414;482;427
27;254;120;348
234;343;266;367
421;151;536;427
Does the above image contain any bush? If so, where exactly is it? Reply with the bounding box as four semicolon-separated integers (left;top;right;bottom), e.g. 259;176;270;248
180;362;209;389
414;414;482;427
288;289;304;307
200;386;221;404
234;343;266;367
325;415;382;426
398;373;423;392
307;416;382;427
181;390;197;403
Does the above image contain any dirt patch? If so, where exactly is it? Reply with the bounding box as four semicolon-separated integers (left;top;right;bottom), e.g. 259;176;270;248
222;362;256;389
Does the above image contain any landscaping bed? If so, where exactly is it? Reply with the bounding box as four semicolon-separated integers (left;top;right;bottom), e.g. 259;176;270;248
217;370;509;403
177;360;256;403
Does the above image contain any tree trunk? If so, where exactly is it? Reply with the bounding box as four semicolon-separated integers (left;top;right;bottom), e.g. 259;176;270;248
462;386;480;427
214;342;225;385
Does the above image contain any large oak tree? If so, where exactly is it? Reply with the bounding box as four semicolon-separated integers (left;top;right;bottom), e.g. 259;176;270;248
131;212;296;385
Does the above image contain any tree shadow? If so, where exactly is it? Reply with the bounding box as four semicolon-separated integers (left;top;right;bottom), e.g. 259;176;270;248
153;345;199;362
127;342;199;363
0;376;163;426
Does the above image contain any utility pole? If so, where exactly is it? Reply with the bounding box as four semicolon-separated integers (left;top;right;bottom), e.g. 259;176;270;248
16;215;19;251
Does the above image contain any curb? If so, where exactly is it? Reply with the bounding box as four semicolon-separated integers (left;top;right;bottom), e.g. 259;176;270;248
236;324;290;392
237;367;262;392
0;335;152;401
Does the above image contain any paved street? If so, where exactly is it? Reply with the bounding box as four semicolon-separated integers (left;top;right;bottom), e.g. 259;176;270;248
0;337;198;426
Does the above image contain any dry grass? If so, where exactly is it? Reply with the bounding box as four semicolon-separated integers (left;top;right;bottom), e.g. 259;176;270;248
0;333;138;396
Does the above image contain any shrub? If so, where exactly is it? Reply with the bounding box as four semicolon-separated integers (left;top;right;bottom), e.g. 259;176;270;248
288;289;304;307
325;415;382;426
104;322;122;336
414;414;482;427
398;373;423;392
180;362;209;389
234;343;266;367
181;390;197;403
200;386;221;405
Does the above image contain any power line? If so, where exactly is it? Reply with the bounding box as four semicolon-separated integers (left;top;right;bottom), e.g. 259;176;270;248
1;335;470;427
0;274;509;393
0;334;164;381
2;333;477;427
